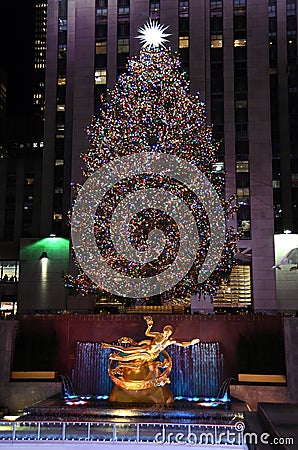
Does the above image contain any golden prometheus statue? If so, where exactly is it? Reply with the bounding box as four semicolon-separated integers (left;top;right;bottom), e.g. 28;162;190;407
101;316;200;403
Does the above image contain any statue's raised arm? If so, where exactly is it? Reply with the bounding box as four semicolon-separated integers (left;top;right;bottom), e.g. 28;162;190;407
143;315;159;338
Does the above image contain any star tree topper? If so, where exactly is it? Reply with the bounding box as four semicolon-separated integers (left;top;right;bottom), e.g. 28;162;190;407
137;19;171;49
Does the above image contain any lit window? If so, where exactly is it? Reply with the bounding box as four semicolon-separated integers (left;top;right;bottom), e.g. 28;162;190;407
236;161;249;172
25;177;34;185
150;1;160;19
96;41;107;54
273;180;280;188
59;18;67;31
57;124;65;132
214;264;252;307
213;162;224;172
118;38;129;53
237;187;250;203
57;104;65;112
211;35;223;48
55;159;64;166
210;1;222;9
179;0;189;17
234;39;246;47
287;3;296;16
234;0;246;5
53;213;62;221
55;187;64;194
0;260;19;283
268;5;276;17
58;77;66;85
179;36;189;49
241;220;250;231
235;100;247;108
95;68;107;85
118;7;129;14
96;7;107;15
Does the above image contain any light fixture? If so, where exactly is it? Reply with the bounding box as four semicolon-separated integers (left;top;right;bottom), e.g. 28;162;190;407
284;229;292;234
40;251;48;259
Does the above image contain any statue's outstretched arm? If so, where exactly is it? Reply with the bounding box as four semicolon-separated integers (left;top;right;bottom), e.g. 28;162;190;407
101;342;127;352
172;338;200;347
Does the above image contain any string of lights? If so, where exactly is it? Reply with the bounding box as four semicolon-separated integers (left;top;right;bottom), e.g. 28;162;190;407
64;44;239;303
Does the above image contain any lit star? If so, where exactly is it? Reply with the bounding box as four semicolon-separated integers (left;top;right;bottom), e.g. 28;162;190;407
136;19;171;50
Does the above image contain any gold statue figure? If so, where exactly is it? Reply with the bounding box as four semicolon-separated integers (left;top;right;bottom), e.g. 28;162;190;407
101;316;200;396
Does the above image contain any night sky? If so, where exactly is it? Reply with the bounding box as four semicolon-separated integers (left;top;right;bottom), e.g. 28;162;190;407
0;1;35;142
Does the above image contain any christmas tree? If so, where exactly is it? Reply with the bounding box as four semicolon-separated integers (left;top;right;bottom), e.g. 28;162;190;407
65;20;238;304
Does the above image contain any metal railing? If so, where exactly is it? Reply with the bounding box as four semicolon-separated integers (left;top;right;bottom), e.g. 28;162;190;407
0;420;245;446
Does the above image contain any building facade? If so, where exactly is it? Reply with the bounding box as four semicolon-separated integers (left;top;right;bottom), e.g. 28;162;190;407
1;0;298;313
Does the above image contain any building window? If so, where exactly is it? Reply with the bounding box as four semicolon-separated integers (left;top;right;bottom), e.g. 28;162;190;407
95;68;107;85
235;99;247;108
96;7;108;15
57;104;65;111
287;2;296;16
213;161;224;172
237;187;250;204
268;5;276;17
58;76;66;85
25;177;34;185
96;41;107;54
149;1;160;19
273;180;280;188
57;124;65;132
236;123;248;139
179;36;189;48
234;0;246;15
236;161;249;172
53;212;63;221
55;159;64;166
210;1;223;9
118;38;129;53
214;264;252;308
179;0;189;17
211;35;223;48
0;261;19;283
118;0;130;15
292;174;298;187
55;187;64;194
234;39;246;47
96;0;108;16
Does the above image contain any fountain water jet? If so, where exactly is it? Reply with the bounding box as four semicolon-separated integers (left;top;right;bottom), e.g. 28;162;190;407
72;341;224;400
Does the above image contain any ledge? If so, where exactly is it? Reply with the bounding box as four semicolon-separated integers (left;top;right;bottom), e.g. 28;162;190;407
238;374;286;383
10;371;57;380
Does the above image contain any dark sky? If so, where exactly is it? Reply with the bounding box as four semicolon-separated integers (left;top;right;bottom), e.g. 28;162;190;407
0;1;35;141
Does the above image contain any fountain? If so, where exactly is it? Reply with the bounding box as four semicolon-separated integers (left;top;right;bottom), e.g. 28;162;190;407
20;317;241;435
70;316;225;404
73;341;224;400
